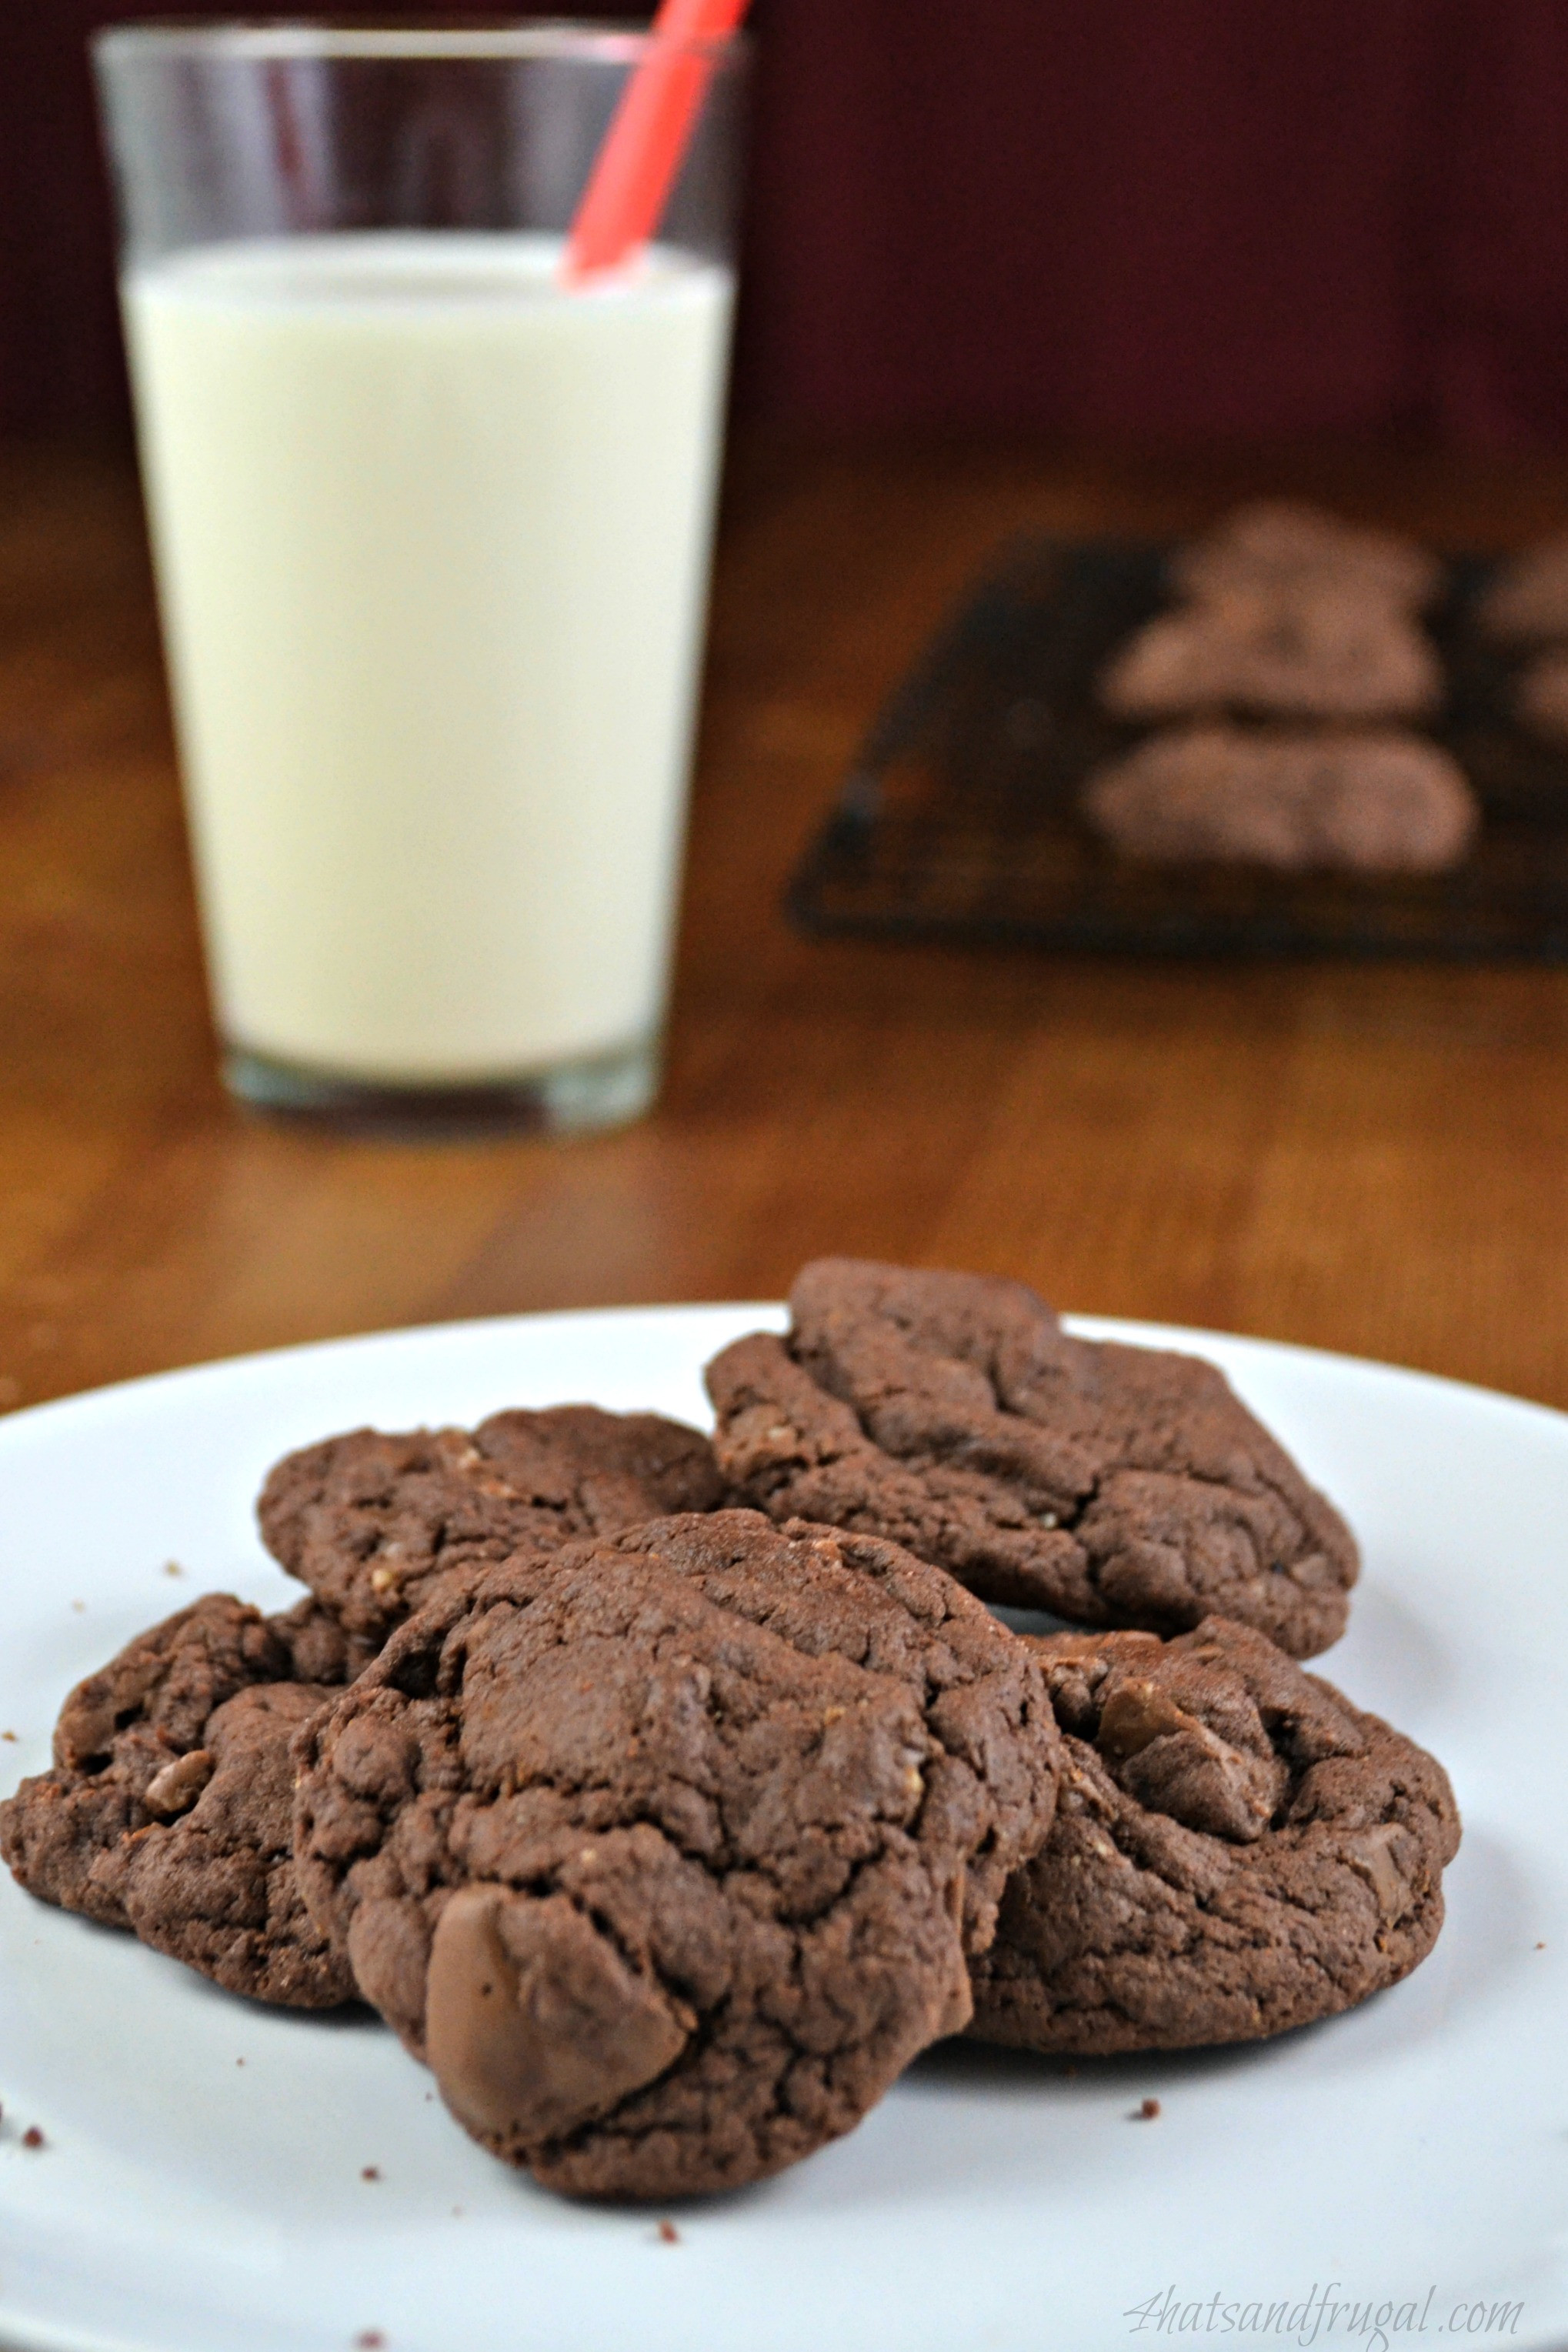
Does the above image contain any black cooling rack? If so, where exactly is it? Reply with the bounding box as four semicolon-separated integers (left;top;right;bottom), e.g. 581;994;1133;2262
786;535;1568;958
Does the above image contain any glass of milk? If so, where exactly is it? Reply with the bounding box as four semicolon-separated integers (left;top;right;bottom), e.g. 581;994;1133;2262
93;23;744;1131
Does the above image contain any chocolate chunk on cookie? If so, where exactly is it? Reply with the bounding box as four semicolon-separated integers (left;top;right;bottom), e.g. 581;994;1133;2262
1099;593;1442;724
969;1617;1460;2053
706;1260;1357;1657
0;1593;369;2007
1169;502;1443;614
258;1406;725;1645
1082;726;1477;873
294;1509;1061;2199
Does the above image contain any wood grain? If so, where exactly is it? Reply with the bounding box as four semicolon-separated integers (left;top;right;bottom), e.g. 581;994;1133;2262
5;433;1568;1420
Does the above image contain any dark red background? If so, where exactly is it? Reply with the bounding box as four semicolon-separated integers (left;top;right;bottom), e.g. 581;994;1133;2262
8;1;1568;442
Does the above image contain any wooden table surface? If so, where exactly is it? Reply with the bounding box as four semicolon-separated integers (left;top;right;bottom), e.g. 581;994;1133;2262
6;432;1568;1421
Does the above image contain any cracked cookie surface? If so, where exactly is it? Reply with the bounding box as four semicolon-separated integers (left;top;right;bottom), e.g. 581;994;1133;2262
705;1260;1357;1656
258;1405;726;1646
969;1616;1460;2053
293;1507;1062;2199
0;1593;370;2007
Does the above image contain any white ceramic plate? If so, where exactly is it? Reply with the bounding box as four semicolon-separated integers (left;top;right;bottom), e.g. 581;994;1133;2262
0;1306;1562;2352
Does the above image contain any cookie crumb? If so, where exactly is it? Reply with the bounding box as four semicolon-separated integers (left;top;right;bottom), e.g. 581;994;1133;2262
1538;1941;1547;1950
22;2126;45;2149
657;2220;680;2244
164;1560;185;1578
353;2334;385;2350
1;1730;15;1742
361;2166;380;2181
1133;2098;1161;2121
235;2057;245;2066
70;1601;85;1613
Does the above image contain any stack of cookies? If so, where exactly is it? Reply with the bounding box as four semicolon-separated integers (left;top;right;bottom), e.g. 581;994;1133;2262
1084;502;1477;872
0;1260;1460;2200
1477;536;1568;746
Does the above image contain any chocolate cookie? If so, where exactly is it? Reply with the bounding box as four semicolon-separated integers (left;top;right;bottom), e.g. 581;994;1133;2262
1098;595;1442;724
1081;726;1477;873
969;1617;1460;2053
258;1405;725;1646
1516;647;1568;747
293;1509;1062;2199
1169;502;1443;613
1477;537;1568;642
0;1593;369;2007
705;1260;1357;1658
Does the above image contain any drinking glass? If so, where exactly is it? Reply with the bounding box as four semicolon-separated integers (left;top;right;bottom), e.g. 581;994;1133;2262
94;22;746;1131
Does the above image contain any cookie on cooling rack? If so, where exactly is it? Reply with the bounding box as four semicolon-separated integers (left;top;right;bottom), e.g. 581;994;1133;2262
1515;646;1568;747
1477;537;1568;643
1098;592;1442;725
1081;725;1477;873
1169;502;1443;613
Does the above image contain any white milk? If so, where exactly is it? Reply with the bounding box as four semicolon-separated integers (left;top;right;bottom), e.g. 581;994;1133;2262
123;232;733;1086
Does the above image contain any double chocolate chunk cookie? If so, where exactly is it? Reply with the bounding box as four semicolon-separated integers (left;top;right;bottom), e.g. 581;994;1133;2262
0;1593;370;2007
294;1509;1062;2199
969;1617;1460;2053
259;1405;725;1646
1098;594;1442;725
706;1260;1357;1657
1169;502;1443;614
1478;535;1568;642
1516;648;1568;748
1082;726;1477;874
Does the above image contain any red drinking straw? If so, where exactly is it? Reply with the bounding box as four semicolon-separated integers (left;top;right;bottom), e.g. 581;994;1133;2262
564;0;749;281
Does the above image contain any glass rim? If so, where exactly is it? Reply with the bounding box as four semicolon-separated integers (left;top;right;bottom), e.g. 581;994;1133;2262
91;17;747;65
